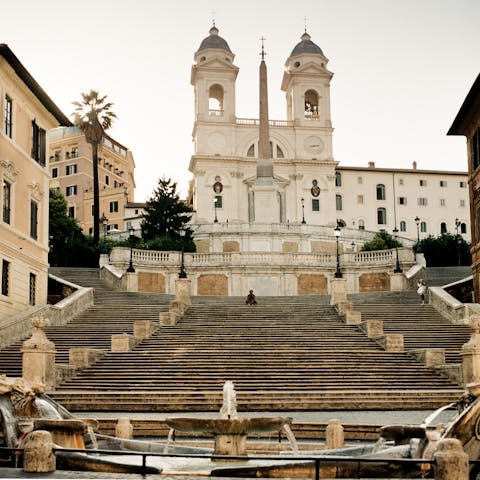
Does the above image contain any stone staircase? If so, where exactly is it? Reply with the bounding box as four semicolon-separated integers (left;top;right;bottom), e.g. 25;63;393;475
425;266;472;287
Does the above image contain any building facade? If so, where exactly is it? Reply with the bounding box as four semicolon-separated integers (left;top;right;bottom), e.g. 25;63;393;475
0;44;70;322
448;74;480;300
48;127;135;235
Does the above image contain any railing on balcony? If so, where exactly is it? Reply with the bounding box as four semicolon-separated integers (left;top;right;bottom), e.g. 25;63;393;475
236;118;292;128
209;109;224;117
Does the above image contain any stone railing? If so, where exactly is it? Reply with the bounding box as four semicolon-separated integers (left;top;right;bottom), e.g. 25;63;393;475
236;117;293;128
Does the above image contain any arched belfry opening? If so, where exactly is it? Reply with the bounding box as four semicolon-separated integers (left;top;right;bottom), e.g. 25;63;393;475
209;84;224;114
304;89;319;119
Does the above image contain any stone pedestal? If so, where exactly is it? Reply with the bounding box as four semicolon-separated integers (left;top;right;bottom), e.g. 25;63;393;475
115;417;133;439
330;278;347;305
160;311;178;326
22;317;56;390
175;278;192;305
125;271;138;292
364;320;383;339
384;334;404;352
390;272;406;292
169;300;186;316
424;348;446;368
99;253;109;268
214;433;247;457
111;333;134;352
344;310;361;325
460;316;480;395
23;430;56;473
69;348;105;369
335;301;353;316
133;320;152;340
433;438;468;480
326;419;344;449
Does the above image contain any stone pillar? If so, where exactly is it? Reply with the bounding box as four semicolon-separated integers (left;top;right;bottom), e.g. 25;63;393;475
390;272;406;291
330;278;348;305
213;433;247;457
344;310;361;325
460;316;480;396
125;271;138;292
335;301;353;316
326;419;344;449
22;317;56;390
111;333;133;352
384;334;404;352
364;320;383;338
99;253;109;268
115;417;133;439
133;320;151;340
160;311;177;326
424;348;446;368
169;300;186;316
23;430;56;473
433;438;468;480
175;278;192;305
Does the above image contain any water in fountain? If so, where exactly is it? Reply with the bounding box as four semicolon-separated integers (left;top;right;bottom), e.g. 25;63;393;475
163;428;175;453
35;398;62;419
281;423;299;455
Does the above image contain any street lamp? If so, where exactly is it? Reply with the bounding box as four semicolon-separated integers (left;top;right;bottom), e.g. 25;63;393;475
414;216;421;254
455;218;462;266
127;225;136;273
178;228;187;278
393;227;402;273
100;214;108;254
301;197;306;224
334;224;342;278
213;197;218;223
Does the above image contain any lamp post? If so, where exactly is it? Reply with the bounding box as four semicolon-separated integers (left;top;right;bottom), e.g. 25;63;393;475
455;218;461;266
127;225;136;273
393;227;402;273
213;198;218;223
414;216;421;255
301;197;306;224
334;225;342;278
100;214;108;254
178;228;187;278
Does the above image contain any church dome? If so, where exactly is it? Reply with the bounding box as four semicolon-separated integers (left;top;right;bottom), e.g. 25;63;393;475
198;26;232;53
290;32;324;57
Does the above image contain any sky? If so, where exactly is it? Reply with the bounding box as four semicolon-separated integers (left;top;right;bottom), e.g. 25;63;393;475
2;0;479;201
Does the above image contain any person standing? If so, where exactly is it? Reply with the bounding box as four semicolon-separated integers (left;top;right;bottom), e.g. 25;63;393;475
417;280;427;305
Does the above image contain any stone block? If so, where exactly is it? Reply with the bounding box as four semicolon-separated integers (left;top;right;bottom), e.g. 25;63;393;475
125;271;138;292
133;320;152;340
23;430;56;473
223;241;240;253
138;272;165;293
390;272;406;291
344;309;362;325
197;274;228;296
175;278;192;304
115;417;133;439
69;348;106;369
298;274;327;295
194;239;210;253
384;334;404;352
424;348;446;367
335;301;353;316
282;241;299;254
359;272;390;292
159;311;177;326
461;316;480;395
330;278;347;305
111;333;134;352
326;419;344;449
169;300;185;316
364;320;383;338
433;438;468;480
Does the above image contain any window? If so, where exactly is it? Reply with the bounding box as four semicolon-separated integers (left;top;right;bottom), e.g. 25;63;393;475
31;120;46;166
400;220;406;232
109;201;119;213
66;164;77;175
398;197;407;205
376;184;386;200
461;223;467;234
54;150;62;162
419;179;427;186
460;181;467;188
472;128;480;171
377;207;386;224
2;179;11;224
440;199;446;207
336;194;342;211
398;178;404;186
71;146;79;158
4;95;12;138
209;84;224;112
440;180;447;187
441;222;447;234
1;260;9;296
358;219;365;230
91;205;94;216
66;185;77;196
30;200;38;240
247;144;255;157
418;198;428;206
214;195;223;208
29;273;36;306
105;175;110;185
460;199;466;207
51;167;58;178
420;221;427;233
276;145;284;158
304;89;319;118
357;176;363;184
357;195;364;204
68;206;75;218
335;172;342;187
312;199;319;211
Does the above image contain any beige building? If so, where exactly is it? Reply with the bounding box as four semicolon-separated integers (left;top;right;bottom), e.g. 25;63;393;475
0;44;70;322
48;127;135;235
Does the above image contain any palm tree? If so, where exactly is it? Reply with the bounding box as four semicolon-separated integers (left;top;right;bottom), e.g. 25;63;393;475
73;90;116;244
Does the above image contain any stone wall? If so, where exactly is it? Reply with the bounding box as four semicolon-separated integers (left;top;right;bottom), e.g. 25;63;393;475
282;241;299;253
223;241;240;253
194;239;210;253
359;272;390;292
138;272;165;293
197;274;228;295
297;274;328;295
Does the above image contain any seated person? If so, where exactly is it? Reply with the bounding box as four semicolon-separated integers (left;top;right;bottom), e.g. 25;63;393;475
245;290;257;305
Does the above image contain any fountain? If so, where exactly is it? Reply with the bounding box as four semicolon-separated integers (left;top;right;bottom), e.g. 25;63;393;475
166;381;294;456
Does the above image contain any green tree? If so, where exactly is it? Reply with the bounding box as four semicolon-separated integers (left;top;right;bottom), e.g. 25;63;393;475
418;233;471;267
141;177;195;251
361;230;402;251
73;90;116;245
49;189;97;267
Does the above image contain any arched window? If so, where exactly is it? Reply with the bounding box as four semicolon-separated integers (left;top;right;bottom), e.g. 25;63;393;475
209;84;224;113
276;145;284;158
377;208;386;224
247;144;255;157
337;219;346;227
400;220;406;232
441;222;447;234
336;194;343;211
358;219;365;230
335;172;342;187
304;89;319;119
376;184;386;200
421;221;427;233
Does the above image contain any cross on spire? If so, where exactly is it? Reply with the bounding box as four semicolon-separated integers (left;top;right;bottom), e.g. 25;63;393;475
303;16;308;33
260;36;266;61
211;9;216;27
